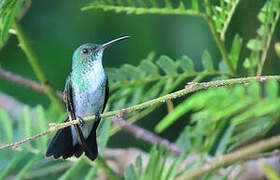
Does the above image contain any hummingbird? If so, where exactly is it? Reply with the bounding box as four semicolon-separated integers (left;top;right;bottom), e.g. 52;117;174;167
46;36;131;161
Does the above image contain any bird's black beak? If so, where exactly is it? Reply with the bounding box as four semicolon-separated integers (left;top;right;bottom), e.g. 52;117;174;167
99;36;131;50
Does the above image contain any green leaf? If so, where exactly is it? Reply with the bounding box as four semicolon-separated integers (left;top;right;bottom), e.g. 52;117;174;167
34;105;48;150
106;67;128;82
85;166;98;180
266;80;278;99
156;89;216;133
201;51;214;72
243;58;251;69
124;165;138;180
179;56;194;73
221;165;238;180
0;109;13;143
23;106;32;138
144;146;156;176
192;0;199;11
248;82;261;99
275;42;280;59
0;0;20;43
15;154;42;180
257;25;266;36
139;60;159;76
58;157;85;180
247;39;263;51
97;118;112;156
260;160;280;180
142;79;165;101
0;152;26;180
121;64;144;80
155;99;190;133
135;155;143;178
156;55;177;75
216;125;234;154
164;0;172;9
229;34;243;70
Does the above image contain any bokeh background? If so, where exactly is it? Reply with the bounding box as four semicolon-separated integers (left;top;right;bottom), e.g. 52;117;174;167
0;0;279;150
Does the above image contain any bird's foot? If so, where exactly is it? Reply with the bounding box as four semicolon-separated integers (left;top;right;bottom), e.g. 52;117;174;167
77;116;85;127
93;113;101;130
95;113;101;122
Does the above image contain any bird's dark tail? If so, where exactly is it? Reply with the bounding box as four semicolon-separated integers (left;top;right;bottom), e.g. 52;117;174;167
46;119;98;161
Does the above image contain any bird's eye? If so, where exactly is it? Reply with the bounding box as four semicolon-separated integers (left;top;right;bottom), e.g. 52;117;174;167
82;48;89;54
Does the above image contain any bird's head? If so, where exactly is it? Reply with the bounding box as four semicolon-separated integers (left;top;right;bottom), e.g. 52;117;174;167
72;36;131;69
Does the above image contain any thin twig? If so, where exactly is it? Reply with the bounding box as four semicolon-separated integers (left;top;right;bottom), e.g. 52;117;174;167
111;117;184;155
0;68;63;99
13;21;64;113
0;130;51;150
176;134;280;180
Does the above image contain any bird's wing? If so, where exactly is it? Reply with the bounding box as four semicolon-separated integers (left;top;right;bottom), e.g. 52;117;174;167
102;78;109;113
64;76;89;151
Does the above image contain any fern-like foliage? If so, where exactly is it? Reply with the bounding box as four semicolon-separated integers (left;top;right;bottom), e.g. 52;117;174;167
211;0;241;41
0;0;22;49
156;80;280;155
82;0;202;16
124;145;241;180
0;106;50;179
124;146;202;180
106;51;227;112
244;0;280;75
0;104;112;179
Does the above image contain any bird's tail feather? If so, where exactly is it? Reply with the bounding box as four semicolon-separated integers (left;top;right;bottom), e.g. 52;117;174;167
46;118;98;161
45;124;82;159
84;128;98;161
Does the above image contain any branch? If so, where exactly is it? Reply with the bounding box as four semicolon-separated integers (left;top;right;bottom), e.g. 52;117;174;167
111;117;184;155
0;68;63;99
176;135;280;180
13;21;64;113
0;130;51;150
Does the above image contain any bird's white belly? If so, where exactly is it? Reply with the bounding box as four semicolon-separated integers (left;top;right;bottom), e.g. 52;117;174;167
71;67;106;145
71;85;106;145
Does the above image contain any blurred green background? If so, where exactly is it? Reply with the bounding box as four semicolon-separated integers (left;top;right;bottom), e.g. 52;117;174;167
0;0;279;149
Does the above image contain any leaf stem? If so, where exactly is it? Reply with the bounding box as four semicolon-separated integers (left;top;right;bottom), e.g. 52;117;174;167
13;21;64;113
204;0;235;76
82;3;204;17
111;117;184;155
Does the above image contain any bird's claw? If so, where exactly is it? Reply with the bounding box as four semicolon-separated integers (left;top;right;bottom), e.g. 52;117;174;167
92;113;101;130
95;113;101;122
77;116;85;127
